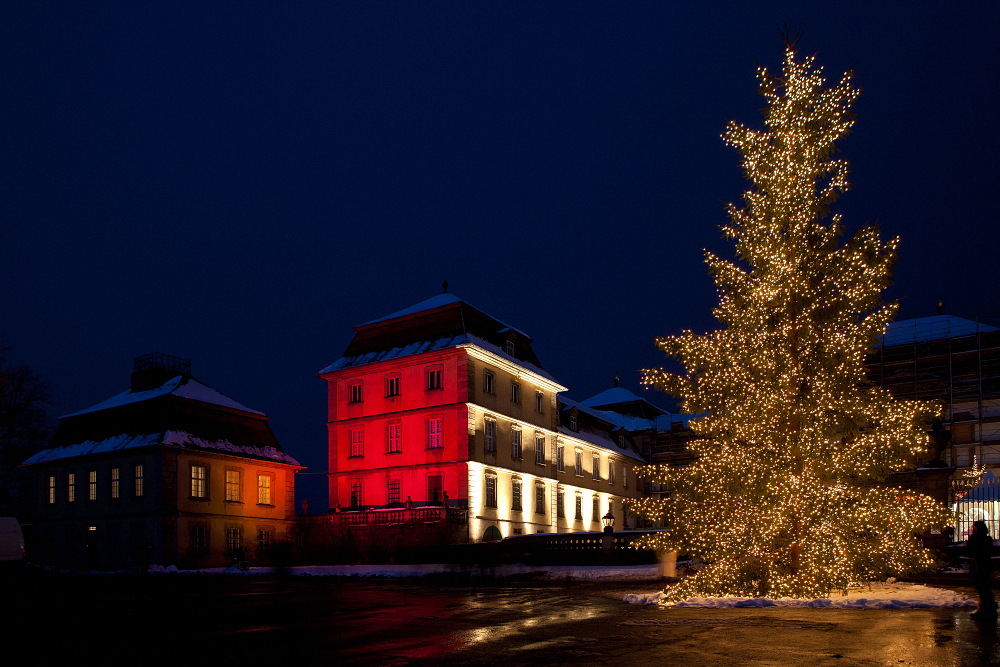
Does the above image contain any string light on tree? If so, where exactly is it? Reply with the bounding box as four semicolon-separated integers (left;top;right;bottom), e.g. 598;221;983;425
625;40;951;601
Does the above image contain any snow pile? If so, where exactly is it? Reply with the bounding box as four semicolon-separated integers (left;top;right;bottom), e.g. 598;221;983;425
624;583;976;609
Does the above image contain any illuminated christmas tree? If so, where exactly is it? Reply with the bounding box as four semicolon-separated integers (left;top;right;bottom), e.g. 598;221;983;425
627;44;952;600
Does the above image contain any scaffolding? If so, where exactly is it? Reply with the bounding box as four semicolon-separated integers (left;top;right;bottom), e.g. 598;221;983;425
866;317;1000;469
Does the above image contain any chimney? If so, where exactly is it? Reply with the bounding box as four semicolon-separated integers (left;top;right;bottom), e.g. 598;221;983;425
131;352;191;392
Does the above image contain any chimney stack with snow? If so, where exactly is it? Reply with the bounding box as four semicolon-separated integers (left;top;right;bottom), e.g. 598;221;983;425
131;351;192;392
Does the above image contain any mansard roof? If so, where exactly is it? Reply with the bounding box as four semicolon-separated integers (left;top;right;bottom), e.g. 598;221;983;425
580;386;669;419
879;315;997;347
320;293;562;387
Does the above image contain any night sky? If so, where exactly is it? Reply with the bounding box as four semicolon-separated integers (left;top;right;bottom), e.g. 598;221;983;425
2;2;997;509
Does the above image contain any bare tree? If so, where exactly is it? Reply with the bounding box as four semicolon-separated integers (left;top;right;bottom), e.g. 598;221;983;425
0;343;52;518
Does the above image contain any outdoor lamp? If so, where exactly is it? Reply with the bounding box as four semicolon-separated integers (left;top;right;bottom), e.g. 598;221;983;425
602;509;615;534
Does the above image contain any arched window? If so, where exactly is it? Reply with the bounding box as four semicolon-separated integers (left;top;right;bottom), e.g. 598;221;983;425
482;525;502;542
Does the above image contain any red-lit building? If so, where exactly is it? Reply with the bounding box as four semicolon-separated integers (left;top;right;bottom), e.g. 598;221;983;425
318;294;645;542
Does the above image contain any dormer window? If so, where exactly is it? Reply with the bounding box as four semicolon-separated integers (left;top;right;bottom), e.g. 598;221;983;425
506;340;515;356
619;434;625;448
569;412;577;431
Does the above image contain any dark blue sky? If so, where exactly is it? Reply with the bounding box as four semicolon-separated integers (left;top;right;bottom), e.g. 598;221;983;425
2;2;997;508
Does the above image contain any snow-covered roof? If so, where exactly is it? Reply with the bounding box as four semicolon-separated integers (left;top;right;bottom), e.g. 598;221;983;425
581;387;649;408
358;293;532;339
23;430;301;466
880;315;997;347
557;425;645;462
59;375;265;419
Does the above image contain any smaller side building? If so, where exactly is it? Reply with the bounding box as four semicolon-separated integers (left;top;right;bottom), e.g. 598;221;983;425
23;353;303;570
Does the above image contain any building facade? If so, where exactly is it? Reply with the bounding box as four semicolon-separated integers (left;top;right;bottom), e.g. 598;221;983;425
23;354;302;570
319;294;645;543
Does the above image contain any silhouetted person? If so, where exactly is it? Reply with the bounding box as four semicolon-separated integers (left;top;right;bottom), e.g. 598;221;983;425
432;486;439;505
443;490;449;507
968;520;996;618
406;496;412;510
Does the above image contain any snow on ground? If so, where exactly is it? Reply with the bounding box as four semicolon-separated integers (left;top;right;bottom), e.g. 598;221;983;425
623;582;976;608
155;563;663;580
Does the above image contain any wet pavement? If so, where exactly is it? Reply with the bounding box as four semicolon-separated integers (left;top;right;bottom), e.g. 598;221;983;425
4;569;1000;665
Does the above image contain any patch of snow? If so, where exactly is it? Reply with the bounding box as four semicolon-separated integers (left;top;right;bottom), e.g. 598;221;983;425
59;376;264;419
23;433;163;464
169;379;264;415
360;293;464;326
623;583;976;609
557;425;646;461
59;377;184;419
319;335;469;374
462;336;560;385
162;431;300;466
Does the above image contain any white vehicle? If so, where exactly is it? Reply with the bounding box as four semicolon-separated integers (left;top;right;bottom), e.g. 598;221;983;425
0;518;25;565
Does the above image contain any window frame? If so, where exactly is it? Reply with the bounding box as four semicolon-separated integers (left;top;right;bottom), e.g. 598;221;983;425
574;494;582;521
593;454;601;481
110;467;120;499
609;461;616;485
511;427;522;459
535;483;545;515
67;473;76;503
191;525;209;556
511;381;521;405
257;473;274;506
350;479;364;508
226;526;242;554
557;488;565;518
623;466;629;489
557;445;564;472
506;339;515;356
48;476;56;504
349;426;364;458
593;495;600;522
535;434;545;465
386;419;402;454
258;528;272;553
387;478;401;505
134;464;144;498
426;415;444;449
570;413;577;431
426;365;443;391
511;478;522;512
575;450;583;476
88;470;97;501
484;472;498;509
190;464;208;500
349;381;363;404
535;391;544;413
484;418;497;452
385;373;401;398
225;469;242;502
483;370;495;395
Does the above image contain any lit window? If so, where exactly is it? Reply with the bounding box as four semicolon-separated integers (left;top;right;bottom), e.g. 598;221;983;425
134;464;144;497
88;470;97;501
191;465;207;499
593;455;601;481
67;473;76;502
350;382;363;403
535;435;545;464
258;529;271;553
427;369;442;390
385;375;400;397
427;417;443;449
350;428;364;457
575;494;582;521
535;391;543;413
609;462;616;485
350;480;363;508
557;445;564;472
386;421;402;454
191;526;208;555
226;470;241;501
485;473;497;509
557;488;565;518
388;479;401;505
258;475;272;505
48;476;55;504
511;428;522;459
511;382;521;404
506;340;515;356
593;495;600;521
575;451;583;476
485;419;496;452
483;370;495;395
226;527;241;554
110;468;120;499
535;483;545;514
512;479;522;512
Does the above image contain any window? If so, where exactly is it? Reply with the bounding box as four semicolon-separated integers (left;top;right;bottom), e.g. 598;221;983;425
609;462;616;485
483;370;495;395
593;455;601;481
350;382;363;403
111;468;120;499
385;375;400;397
134;465;144;497
388;479;401;505
48;476;55;504
226;470;241;501
427;368;442;390
619;433;626;448
512;479;522;512
258;529;272;553
350;480;364;508
349;428;364;457
386;421;402;454
575;494;582;521
511;428;522;459
88;470;97;501
535;391;543;413
575;451;583;476
593;495;600;522
191;465;207;498
484;418;496;452
557;445;565;472
68;473;76;502
191;526;208;555
557;488;565;518
511;382;521;404
535;435;545;464
258;474;272;505
485;473;497;509
535;483;545;514
226;527;241;553
506;339;515;356
427;416;443;449
623;467;629;489
570;413;577;431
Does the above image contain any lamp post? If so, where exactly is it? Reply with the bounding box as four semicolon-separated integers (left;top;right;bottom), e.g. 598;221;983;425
602;509;615;535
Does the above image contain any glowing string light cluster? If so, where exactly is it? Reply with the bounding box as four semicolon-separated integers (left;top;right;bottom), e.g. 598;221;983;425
625;46;951;601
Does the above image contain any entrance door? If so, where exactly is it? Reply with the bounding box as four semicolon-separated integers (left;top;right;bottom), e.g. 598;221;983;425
427;475;442;505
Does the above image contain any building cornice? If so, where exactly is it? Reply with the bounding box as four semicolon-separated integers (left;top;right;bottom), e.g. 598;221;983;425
460;344;568;393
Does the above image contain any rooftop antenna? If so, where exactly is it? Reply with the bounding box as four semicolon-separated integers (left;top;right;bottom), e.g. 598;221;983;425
442;279;448;294
614;371;620;388
938;296;944;316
